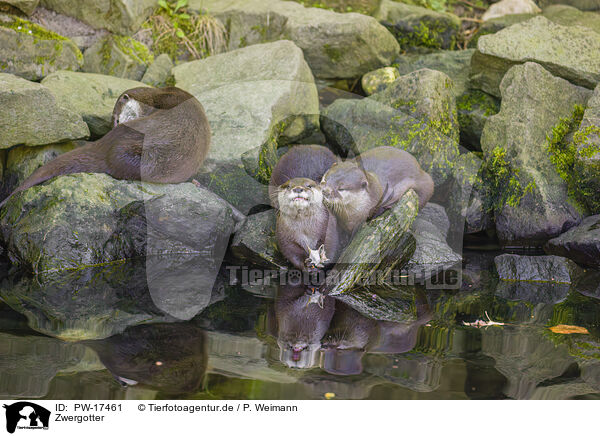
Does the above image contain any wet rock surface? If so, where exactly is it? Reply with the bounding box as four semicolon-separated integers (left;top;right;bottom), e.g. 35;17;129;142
545;215;600;268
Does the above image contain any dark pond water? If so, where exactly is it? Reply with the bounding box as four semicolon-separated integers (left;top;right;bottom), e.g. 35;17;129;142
1;250;600;401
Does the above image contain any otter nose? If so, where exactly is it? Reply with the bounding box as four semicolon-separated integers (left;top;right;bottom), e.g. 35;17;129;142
292;187;304;194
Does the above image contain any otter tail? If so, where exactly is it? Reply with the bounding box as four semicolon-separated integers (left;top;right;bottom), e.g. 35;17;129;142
0;143;107;209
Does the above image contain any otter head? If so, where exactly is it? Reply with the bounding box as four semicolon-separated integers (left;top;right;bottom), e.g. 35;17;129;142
321;161;383;232
111;87;194;128
275;177;323;218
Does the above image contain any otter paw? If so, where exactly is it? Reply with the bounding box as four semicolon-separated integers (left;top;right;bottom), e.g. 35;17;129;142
305;247;324;268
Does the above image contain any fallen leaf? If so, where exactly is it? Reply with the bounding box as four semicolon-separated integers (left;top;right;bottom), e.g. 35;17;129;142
324;393;335;400
549;324;589;335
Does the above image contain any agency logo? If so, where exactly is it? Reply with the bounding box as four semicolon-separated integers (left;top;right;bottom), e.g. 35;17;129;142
3;402;50;434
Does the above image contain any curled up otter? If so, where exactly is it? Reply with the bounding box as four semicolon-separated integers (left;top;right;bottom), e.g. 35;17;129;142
0;87;210;208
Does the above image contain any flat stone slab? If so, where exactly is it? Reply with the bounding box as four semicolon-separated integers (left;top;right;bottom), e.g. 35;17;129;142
494;253;581;283
471;16;600;97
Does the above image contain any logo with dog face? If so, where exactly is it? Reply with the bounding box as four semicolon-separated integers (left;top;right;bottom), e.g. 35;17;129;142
3;402;50;434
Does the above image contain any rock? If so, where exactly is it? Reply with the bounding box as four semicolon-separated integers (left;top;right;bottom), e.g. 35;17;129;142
29;7;109;51
173;41;319;213
190;0;399;80
361;66;399;96
0;15;83;81
404;203;462;282
322;68;460;186
537;0;600;11
482;0;541;21
40;0;157;35
480;62;591;246
468;13;534;48
394;49;475;97
373;0;461;50
571;84;600;213
0;257;224;340
543;5;600;33
471;16;600;97
0;73;89;149
327;190;418;297
41;70;149;137
545;215;600;268
141;53;173;87
456;90;500;150
494;253;581;283
83;34;153;81
0;173;241;273
230;209;287;269
464;188;494;233
1;0;38;15
1;141;78;200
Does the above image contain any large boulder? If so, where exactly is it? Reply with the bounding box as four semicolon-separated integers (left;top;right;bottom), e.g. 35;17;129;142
141;53;173;88
40;0;157;35
470;16;600;97
83;34;153;81
322;68;460;186
545;215;600;268
537;0;600;11
543;5;600;33
494;253;581;283
480;62;591;246
41;70;149;137
394;49;475;97
0;173;241;273
373;0;461;50
173;41;319;213
189;0;399;80
0;73;89;149
0;15;83;81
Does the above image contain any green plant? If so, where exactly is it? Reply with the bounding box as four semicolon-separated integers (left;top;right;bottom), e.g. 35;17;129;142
143;0;227;62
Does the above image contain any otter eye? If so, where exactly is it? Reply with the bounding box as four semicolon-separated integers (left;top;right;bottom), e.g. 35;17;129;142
361;181;367;188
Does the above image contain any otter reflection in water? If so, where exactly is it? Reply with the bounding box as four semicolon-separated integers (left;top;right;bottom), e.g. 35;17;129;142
272;285;431;375
85;322;207;394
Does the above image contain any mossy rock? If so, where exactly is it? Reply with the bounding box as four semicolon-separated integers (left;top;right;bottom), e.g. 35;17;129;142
1;141;78;200
373;0;461;51
173;41;319;213
322;68;460;186
0;173;241;274
542;5;600;33
40;0;157;35
1;0;39;15
83;34;153;81
537;0;600;11
0;14;83;81
190;0;399;80
361;66;400;96
480;62;591;246
141;53;173;88
0;73;89;149
394;49;475;97
41;70;149;137
456;89;500;150
471;16;600;97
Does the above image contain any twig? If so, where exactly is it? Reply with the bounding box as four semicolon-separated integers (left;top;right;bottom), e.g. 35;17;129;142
461;17;484;23
456;0;487;10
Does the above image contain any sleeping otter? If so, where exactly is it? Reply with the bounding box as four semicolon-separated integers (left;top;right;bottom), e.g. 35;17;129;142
0;87;210;208
321;146;434;233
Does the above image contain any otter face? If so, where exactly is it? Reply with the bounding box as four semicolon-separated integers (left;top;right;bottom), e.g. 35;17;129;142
276;177;323;217
111;88;160;128
321;162;372;209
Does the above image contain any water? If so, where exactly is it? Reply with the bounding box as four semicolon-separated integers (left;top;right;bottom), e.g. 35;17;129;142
1;251;600;400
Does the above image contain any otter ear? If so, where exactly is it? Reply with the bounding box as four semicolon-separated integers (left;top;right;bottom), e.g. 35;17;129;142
122;93;130;101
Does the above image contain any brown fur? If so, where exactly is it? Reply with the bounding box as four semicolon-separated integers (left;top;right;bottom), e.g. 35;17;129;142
0;87;210;208
321;146;434;233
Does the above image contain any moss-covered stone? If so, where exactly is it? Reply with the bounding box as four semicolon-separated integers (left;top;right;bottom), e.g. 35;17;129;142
361;66;399;96
457;90;500;150
373;0;461;51
0;73;89;149
83;34;153;81
1;0;39;15
480;62;591;246
0;14;83;80
141;53;173;87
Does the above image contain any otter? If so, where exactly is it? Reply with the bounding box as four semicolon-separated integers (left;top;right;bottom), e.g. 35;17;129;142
321;146;434;233
268;144;339;208
274;177;341;270
0;87;210;208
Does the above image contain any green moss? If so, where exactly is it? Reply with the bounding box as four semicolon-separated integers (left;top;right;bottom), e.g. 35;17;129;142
546;104;599;213
112;35;154;65
480;146;536;212
0;15;68;43
456;90;499;117
323;44;344;63
390;20;457;51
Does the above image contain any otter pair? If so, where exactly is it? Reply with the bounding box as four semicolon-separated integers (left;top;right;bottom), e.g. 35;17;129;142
0;87;210;208
270;145;434;271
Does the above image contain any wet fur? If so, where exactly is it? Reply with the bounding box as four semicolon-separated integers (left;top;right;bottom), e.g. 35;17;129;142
0;87;210;208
